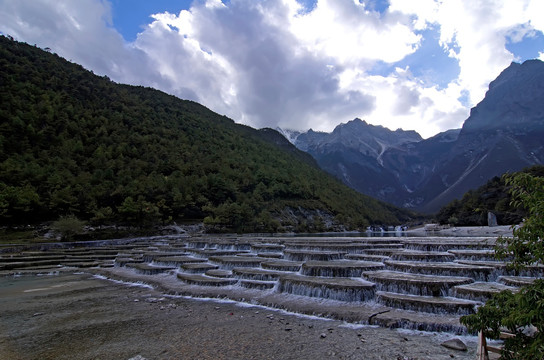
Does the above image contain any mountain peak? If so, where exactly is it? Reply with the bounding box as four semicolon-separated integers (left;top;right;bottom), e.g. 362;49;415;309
349;118;367;125
488;59;543;92
336;118;373;131
488;61;521;91
462;58;544;134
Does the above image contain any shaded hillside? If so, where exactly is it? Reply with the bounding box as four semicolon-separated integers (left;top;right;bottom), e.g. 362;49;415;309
380;128;461;208
0;36;413;232
435;165;544;226
283;119;423;204
411;60;544;213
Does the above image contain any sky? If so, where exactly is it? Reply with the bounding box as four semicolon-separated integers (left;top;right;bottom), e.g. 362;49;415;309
1;0;543;138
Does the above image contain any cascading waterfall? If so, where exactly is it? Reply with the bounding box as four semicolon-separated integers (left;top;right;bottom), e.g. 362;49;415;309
283;250;345;261
384;260;497;282
376;292;479;315
300;261;385;277
231;267;285;281
4;234;531;335
277;277;376;302
208;256;264;270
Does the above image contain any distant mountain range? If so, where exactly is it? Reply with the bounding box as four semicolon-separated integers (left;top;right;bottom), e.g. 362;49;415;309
279;59;544;213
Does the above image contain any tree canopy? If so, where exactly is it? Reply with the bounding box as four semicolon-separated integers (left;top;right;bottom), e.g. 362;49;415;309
435;166;544;226
460;171;544;359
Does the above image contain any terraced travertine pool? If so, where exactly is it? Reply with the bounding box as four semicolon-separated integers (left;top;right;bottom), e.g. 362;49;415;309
1;234;542;334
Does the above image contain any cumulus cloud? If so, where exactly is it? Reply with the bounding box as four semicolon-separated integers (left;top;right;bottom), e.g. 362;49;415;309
0;0;165;87
390;0;544;106
289;0;421;66
393;85;421;116
0;0;543;138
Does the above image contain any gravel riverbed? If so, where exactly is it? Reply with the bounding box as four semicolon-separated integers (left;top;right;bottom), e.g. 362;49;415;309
0;271;478;360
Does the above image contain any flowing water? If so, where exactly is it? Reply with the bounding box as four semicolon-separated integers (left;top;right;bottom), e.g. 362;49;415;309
1;233;541;335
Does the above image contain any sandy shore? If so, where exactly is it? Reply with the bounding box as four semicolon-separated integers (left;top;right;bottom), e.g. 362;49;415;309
0;271;477;360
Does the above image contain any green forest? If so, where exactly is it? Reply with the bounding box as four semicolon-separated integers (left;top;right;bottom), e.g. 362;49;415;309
435;165;544;226
0;36;414;233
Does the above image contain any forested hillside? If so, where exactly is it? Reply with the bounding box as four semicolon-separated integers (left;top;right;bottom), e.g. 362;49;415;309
0;36;413;232
435;165;544;226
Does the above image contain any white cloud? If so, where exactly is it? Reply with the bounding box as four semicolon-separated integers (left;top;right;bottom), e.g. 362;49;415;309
336;66;469;138
0;0;164;88
289;0;421;66
133;0;377;129
0;0;543;139
390;0;544;107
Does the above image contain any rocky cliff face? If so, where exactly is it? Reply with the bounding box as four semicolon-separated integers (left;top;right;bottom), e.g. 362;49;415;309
282;59;544;213
461;60;544;134
284;119;422;204
295;119;422;158
413;60;544;212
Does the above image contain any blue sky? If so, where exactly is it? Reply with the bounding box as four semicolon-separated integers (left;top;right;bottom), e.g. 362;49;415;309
109;0;193;42
506;30;544;61
1;0;543;138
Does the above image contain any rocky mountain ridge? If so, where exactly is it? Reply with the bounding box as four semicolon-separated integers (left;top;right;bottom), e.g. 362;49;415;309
280;59;544;213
